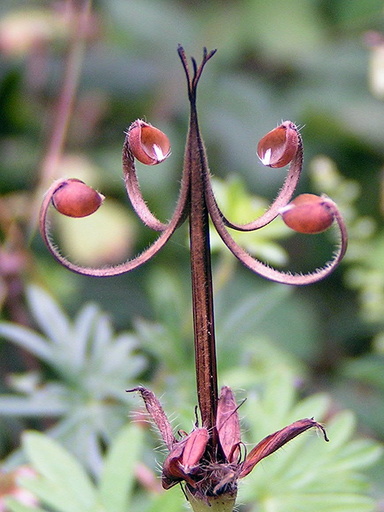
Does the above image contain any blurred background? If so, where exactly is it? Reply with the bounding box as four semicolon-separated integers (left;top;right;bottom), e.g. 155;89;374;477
1;0;384;510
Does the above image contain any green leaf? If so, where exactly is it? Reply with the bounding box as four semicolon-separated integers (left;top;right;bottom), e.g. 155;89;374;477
258;492;375;512
263;372;296;420
290;393;330;421
0;394;68;416
0;323;53;363
26;286;70;346
19;477;87;512
22;431;96;512
144;487;185;512
98;423;144;512
325;411;356;448
89;311;114;363
331;439;383;472
5;497;46;512
70;303;100;370
239;378;382;512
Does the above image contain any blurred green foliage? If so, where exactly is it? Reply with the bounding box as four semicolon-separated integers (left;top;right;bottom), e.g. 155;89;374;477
0;287;382;512
1;0;384;510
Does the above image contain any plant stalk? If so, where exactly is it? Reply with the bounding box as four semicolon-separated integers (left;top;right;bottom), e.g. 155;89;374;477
187;104;218;431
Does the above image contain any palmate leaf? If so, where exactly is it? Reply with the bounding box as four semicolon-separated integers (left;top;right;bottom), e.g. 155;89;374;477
4;498;46;512
5;424;180;512
0;285;148;469
0;323;53;364
5;374;382;512
98;423;144;512
65;303;101;371
143;486;185;512
22;431;96;512
0;393;68;416
258;493;375;512
26;286;71;347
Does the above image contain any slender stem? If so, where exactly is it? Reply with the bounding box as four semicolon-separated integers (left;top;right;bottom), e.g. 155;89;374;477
187;104;218;431
29;0;92;237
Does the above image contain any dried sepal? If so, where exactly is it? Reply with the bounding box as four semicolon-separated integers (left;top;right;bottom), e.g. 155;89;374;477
182;427;209;472
239;417;328;478
280;193;335;234
51;178;104;218
162;428;209;489
127;119;171;165
162;441;189;489
217;386;241;463
257;121;299;168
127;387;176;449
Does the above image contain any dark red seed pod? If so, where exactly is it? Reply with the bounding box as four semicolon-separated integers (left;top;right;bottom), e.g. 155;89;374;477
52;179;104;218
257;121;299;168
280;193;335;234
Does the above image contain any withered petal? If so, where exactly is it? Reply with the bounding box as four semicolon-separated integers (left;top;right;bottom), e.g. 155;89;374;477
162;442;187;489
239;418;328;478
181;427;209;471
162;428;209;489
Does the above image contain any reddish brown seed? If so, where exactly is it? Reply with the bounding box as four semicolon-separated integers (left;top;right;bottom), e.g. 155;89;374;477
127;120;171;165
52;179;104;218
280;193;335;234
257;121;299;168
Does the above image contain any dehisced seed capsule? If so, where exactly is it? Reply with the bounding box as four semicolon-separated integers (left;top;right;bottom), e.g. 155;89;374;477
257;121;299;168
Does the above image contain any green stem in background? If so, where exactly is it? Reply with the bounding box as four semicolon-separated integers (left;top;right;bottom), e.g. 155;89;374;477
29;0;92;238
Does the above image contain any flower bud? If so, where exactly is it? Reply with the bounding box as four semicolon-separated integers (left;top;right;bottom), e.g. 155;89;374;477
127;120;171;165
280;193;334;234
52;179;104;218
257;121;299;168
